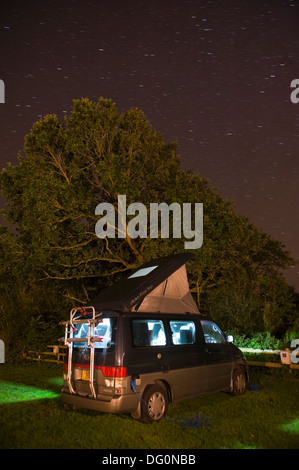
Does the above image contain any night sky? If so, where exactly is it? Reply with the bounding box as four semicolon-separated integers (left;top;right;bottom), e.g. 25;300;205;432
0;0;298;290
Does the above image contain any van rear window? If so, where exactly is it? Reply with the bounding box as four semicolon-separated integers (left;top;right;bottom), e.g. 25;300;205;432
73;317;116;349
132;319;166;347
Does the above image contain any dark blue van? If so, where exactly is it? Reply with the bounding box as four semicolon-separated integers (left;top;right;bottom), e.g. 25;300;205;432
61;253;248;422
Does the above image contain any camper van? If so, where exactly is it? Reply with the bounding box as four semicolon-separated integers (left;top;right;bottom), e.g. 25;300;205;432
61;253;248;422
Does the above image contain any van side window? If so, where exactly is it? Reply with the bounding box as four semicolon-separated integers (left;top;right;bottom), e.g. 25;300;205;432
169;321;196;345
132;320;166;347
201;320;226;344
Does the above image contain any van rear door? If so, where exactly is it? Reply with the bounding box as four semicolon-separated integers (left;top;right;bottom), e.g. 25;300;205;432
64;314;118;397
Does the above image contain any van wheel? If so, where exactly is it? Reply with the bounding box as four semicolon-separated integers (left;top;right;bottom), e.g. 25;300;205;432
140;385;168;423
230;368;247;396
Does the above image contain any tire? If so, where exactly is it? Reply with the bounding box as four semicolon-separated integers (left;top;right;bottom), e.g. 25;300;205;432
140;384;168;423
230;368;247;396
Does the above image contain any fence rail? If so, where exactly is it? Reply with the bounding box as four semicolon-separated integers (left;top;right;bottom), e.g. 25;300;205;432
239;347;280;354
26;345;66;364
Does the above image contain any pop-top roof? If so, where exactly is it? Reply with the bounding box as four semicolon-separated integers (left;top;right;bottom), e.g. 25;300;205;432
90;252;199;314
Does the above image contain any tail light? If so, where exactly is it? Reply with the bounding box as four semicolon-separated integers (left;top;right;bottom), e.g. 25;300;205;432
99;366;127;394
98;366;127;378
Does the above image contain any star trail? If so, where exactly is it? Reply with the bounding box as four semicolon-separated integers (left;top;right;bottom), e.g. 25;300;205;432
0;0;298;288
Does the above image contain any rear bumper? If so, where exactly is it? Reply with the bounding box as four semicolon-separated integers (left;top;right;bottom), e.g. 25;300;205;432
61;389;139;414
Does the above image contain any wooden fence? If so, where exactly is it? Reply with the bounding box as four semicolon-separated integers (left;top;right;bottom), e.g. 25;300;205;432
26;345;66;364
239;347;299;370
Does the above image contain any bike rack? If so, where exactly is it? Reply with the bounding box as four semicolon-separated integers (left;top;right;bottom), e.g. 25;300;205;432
63;306;103;398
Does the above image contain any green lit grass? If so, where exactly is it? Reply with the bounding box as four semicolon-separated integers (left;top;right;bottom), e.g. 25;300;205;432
280;418;299;435
0;362;298;449
0;381;59;403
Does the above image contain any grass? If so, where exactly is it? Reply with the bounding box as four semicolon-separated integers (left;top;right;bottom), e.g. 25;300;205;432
0;361;298;449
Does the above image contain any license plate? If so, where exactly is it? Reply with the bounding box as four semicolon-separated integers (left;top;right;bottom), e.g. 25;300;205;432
82;369;90;381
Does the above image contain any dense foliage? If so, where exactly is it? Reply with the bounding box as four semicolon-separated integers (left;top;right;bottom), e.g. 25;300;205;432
0;98;297;357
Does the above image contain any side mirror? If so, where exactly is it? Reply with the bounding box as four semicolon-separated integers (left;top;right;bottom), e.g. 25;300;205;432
226;335;234;343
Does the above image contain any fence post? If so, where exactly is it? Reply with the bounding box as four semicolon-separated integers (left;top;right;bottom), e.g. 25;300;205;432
0;340;4;363
0;80;5;104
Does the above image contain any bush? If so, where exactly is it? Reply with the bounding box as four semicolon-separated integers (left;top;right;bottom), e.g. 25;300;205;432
233;332;281;350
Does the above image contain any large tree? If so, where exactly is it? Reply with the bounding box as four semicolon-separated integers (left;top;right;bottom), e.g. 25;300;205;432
0;98;296;355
